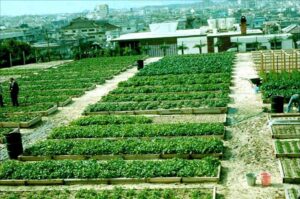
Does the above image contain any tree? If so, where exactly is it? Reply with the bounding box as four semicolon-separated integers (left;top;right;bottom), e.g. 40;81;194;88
269;36;282;50
160;43;170;56
288;34;300;49
123;46;133;56
214;39;224;52
0;39;33;67
140;44;151;55
252;37;262;51
177;42;188;55
193;41;206;54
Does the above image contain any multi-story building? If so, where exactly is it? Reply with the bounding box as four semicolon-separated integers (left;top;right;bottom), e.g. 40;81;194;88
60;17;120;45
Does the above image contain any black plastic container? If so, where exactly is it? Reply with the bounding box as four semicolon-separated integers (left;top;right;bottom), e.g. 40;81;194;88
137;60;144;70
271;96;284;113
6;130;23;159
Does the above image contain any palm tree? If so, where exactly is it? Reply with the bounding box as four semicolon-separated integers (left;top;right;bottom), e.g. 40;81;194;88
252;37;262;51
160;43;170;56
177;42;188;55
140;44;151;55
123;46;133;56
193;41;206;54
231;38;242;52
214;39;224;52
269;36;282;50
288;34;299;49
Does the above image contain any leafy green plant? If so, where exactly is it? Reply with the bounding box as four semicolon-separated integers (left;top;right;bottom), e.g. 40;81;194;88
49;123;224;139
0;157;220;179
24;137;223;156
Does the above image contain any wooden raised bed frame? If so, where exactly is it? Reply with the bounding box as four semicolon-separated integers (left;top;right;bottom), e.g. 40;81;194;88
84;107;228;116
271;124;300;139
0;165;221;186
0;116;42;128
278;159;300;184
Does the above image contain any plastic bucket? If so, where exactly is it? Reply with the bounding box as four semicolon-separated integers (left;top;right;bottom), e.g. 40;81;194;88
260;172;271;186
246;173;256;186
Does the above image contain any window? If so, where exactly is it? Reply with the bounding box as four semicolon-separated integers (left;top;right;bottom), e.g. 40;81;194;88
246;43;256;51
89;29;95;32
271;42;282;50
72;30;76;33
82;29;87;32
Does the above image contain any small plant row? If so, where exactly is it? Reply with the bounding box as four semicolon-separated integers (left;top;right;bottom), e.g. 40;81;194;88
280;158;300;183
272;125;300;139
0;128;13;143
86;99;229;112
0;103;55;114
49;123;224;139
119;73;232;87
70;115;152;126
102;91;229;103
260;71;300;100
275;140;300;157
0;68;40;77
137;53;234;76
3;95;71;105
0;188;214;199
286;188;300;199
110;83;231;95
24;137;223;156
0;157;220;179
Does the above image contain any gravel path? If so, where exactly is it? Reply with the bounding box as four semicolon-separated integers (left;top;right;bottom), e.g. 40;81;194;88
0;57;161;160
218;53;284;198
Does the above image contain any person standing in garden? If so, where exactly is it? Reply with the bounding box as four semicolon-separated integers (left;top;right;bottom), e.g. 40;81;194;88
0;82;4;107
9;78;19;107
287;94;300;113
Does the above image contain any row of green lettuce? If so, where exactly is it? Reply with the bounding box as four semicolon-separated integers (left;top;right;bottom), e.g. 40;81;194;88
0;188;214;199
260;71;300;101
86;53;234;112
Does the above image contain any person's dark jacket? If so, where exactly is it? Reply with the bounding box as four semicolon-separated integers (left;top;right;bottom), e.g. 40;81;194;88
10;81;19;95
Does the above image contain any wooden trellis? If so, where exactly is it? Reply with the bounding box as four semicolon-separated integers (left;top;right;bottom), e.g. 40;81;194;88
252;49;300;73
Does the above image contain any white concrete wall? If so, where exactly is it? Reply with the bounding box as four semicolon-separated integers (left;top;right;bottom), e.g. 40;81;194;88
177;36;208;55
231;34;293;52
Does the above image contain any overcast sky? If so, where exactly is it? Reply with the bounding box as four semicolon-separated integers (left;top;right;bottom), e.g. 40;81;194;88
0;0;199;16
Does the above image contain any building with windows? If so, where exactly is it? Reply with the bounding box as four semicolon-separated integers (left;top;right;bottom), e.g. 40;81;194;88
60;17;120;45
113;18;294;56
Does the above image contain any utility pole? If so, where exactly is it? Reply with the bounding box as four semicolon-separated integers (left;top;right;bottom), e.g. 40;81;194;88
22;51;26;65
45;29;51;62
9;53;12;67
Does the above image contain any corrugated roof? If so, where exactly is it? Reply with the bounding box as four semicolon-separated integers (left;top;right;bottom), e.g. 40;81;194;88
282;24;298;33
113;29;205;41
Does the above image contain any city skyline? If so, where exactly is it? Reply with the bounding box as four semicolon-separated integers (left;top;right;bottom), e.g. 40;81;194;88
0;0;199;16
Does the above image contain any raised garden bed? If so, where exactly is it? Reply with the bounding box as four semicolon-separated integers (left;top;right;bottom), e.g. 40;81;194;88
22;137;224;157
84;107;228;115
0;128;17;144
275;140;300;158
0;187;216;199
0;116;42;128
279;158;300;184
0;158;221;185
18;152;223;161
49;122;225;139
285;188;300;199
57;97;72;107
272;125;300;139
